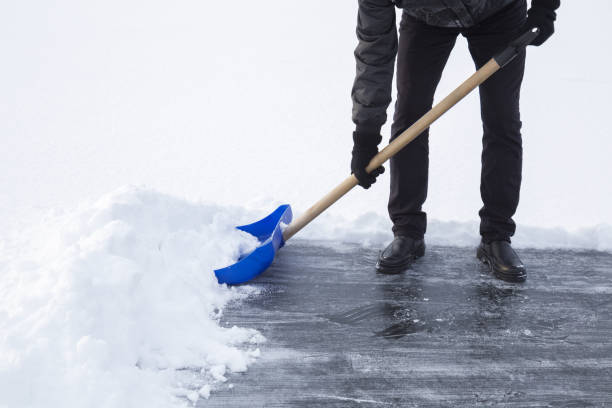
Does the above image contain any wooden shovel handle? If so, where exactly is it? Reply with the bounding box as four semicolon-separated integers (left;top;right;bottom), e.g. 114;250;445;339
282;58;501;242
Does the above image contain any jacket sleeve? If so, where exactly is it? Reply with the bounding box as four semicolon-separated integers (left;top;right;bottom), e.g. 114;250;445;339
351;0;398;135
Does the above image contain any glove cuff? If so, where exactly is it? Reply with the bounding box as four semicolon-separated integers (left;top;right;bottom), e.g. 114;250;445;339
353;129;382;147
355;123;382;136
531;0;560;11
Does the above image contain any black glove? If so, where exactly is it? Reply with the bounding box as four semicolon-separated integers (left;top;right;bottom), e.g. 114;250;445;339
351;129;385;189
525;0;560;46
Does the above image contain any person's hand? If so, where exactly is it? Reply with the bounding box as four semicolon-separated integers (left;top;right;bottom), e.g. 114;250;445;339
525;0;560;46
351;129;385;189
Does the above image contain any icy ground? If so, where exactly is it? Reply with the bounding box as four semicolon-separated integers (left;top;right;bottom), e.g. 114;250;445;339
0;187;265;408
206;241;612;407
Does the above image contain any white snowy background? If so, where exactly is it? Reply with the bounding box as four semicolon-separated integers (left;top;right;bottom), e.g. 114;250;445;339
1;1;611;407
2;0;611;235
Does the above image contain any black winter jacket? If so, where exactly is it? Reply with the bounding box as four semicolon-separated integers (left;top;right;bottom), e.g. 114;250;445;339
352;0;519;132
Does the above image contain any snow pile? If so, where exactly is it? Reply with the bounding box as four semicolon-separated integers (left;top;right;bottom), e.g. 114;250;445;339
0;187;264;408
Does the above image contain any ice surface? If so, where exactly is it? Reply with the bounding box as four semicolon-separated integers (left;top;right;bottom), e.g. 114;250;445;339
0;187;265;408
203;242;612;407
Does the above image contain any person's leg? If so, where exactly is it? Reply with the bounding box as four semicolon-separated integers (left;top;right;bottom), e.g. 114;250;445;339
463;0;528;243
389;12;458;239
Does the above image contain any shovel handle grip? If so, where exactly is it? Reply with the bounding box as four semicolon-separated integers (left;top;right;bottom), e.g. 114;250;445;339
282;30;536;242
493;28;540;68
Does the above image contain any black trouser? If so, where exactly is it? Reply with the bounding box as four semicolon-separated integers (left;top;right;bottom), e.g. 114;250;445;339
389;0;527;243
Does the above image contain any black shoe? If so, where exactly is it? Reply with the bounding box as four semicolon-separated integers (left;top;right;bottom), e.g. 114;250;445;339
376;236;425;274
477;240;526;283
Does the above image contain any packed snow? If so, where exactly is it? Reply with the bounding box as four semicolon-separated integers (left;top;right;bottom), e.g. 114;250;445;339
298;211;612;253
0;187;265;408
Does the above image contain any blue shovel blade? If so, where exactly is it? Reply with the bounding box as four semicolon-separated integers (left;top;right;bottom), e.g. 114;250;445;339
214;204;293;285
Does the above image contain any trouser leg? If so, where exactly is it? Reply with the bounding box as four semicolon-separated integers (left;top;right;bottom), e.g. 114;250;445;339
463;0;528;242
389;13;457;239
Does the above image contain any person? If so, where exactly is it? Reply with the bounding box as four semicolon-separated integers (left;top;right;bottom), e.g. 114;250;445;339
350;0;560;282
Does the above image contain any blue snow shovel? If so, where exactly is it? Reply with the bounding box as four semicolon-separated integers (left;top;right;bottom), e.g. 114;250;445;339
214;29;539;285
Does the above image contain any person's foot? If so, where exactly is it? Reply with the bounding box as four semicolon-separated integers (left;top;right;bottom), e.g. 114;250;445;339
376;236;425;274
477;240;526;283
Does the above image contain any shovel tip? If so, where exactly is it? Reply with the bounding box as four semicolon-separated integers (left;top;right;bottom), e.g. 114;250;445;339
214;204;292;285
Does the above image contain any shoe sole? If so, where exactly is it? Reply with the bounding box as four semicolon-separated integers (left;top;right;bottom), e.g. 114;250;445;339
375;244;425;275
476;247;526;283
